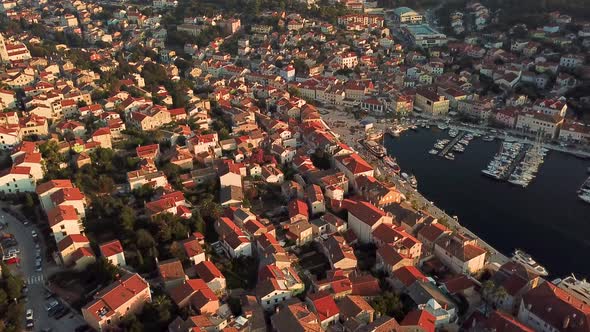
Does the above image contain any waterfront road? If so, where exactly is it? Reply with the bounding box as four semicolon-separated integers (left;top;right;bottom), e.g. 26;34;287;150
0;203;85;332
320;108;510;266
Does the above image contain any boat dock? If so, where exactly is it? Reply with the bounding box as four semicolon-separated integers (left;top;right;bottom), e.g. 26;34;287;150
438;131;465;157
500;146;529;180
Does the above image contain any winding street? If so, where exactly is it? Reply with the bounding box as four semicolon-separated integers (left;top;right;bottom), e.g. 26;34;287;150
0;202;85;332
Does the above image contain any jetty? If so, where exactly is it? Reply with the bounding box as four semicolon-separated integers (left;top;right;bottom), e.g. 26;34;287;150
438;131;465;157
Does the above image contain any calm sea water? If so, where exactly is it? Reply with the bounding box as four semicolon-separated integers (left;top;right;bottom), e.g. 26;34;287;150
385;128;590;278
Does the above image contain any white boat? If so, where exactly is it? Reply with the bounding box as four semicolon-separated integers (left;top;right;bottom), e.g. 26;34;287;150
429;149;438;155
409;175;418;188
555;275;590;304
437;124;449;130
401;172;409;180
512;249;549;276
445;153;455;160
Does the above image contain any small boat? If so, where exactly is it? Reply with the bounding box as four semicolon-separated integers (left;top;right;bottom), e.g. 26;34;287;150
383;156;397;168
437;124;449;130
429;149;438;155
445;153;455;160
401;172;409;180
482;135;494;142
409;175;418;188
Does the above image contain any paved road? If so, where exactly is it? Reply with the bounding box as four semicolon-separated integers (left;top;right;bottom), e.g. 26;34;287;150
0;205;85;332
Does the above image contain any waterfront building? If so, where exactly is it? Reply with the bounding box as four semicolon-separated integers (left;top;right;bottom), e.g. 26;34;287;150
515;111;564;140
415;88;450;115
433;233;486;274
518;281;590;332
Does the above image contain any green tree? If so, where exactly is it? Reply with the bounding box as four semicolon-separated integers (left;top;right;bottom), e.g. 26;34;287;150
120;206;136;233
5;276;22;301
371;292;405;320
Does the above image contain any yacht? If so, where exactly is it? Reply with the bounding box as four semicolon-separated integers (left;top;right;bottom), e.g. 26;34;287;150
555;275;590;305
429;149;438;155
437;124;449;130
512;249;549;276
445;153;455;160
482;135;494;142
363;140;386;158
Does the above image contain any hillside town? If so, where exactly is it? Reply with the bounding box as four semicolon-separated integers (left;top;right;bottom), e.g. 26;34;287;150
0;0;588;331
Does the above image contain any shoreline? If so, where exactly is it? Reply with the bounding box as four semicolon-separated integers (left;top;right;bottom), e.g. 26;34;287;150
322;108;511;266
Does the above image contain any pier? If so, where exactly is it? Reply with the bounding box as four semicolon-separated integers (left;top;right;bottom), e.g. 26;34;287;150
438;131;465;157
499;145;529;180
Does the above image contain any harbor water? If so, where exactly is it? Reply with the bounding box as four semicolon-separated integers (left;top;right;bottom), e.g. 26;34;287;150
385;128;590;278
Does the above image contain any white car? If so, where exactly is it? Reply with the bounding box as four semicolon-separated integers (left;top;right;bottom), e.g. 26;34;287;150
26;308;33;320
31;230;37;237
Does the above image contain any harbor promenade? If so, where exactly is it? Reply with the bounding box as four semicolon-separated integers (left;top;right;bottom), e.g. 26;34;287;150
320;108;510;266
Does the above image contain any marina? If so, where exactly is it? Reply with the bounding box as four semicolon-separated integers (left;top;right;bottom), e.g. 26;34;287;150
482;139;548;187
385;128;590;278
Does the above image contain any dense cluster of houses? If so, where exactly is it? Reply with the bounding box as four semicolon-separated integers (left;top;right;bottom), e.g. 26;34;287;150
0;0;589;331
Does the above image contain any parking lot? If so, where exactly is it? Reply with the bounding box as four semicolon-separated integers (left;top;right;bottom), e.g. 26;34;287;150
0;204;87;331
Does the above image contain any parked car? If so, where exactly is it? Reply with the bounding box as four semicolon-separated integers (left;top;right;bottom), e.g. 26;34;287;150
4;257;19;265
54;307;70;319
25;309;33;320
45;299;59;312
48;304;64;318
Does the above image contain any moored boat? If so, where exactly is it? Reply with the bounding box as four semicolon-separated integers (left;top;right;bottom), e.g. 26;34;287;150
363;140;386;158
512;249;549;276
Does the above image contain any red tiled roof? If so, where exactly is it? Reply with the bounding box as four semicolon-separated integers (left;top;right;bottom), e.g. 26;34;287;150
99;240;124;258
194;261;224;283
392;266;428;287
182;238;203;258
57;234;89;252
309;292;339;322
442;274;476;294
71;246;95;262
47;205;79;227
346;199;387;226
83;274;149;321
335;153;373;175
169;279;217;309
401;310;436;332
483;310;534;332
521;282;590;332
158;259;185;281
50;187;85;204
288;198;309;219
